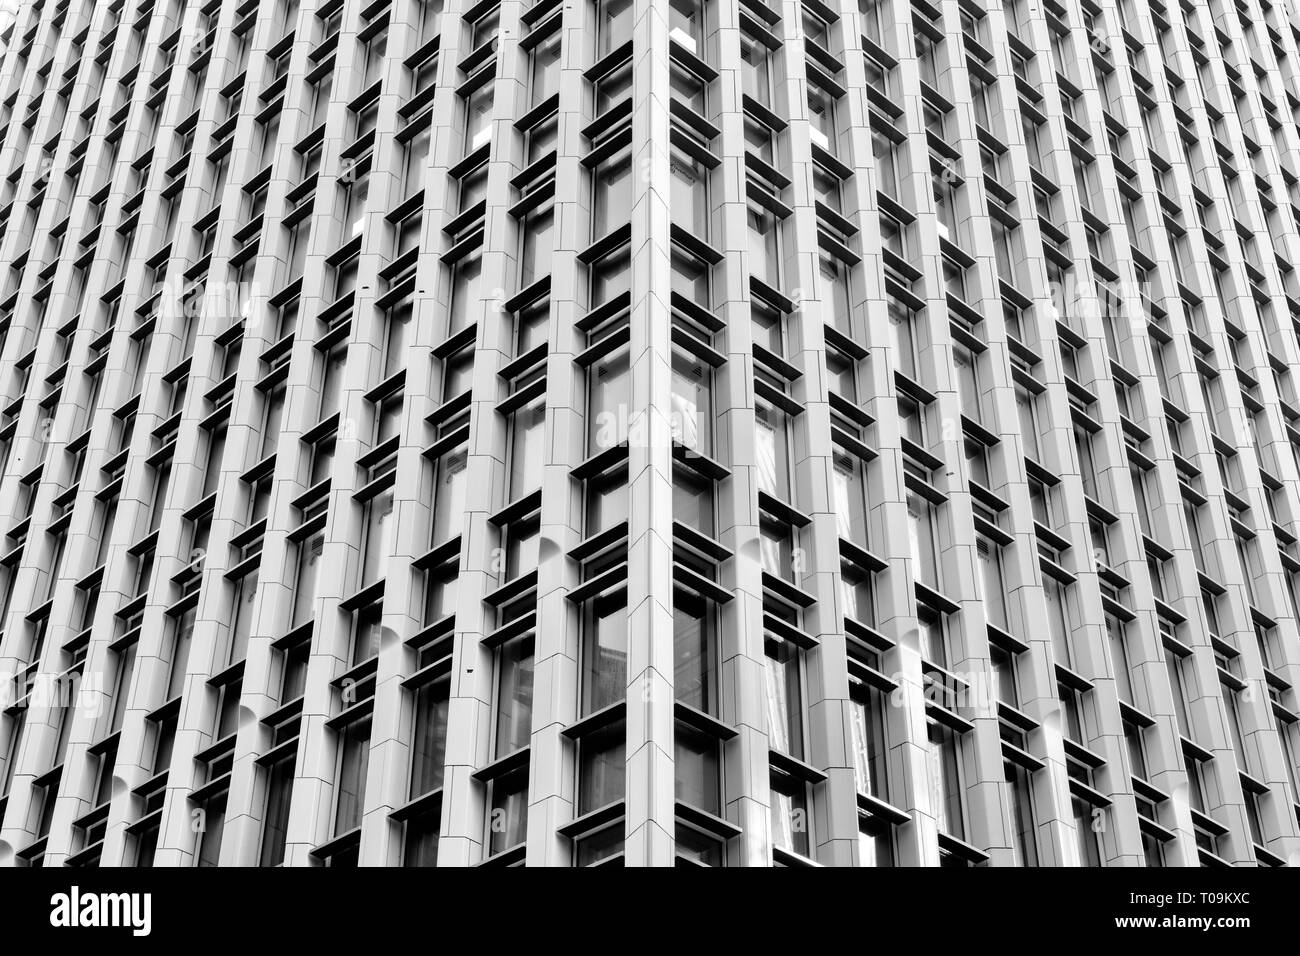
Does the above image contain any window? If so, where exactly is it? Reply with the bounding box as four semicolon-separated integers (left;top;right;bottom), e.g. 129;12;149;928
292;530;325;627
674;722;719;814
669;349;710;453
674;590;715;713
360;486;396;587
383;301;413;379
672;462;713;537
597;0;633;57
342;167;369;238
515;296;549;356
906;491;939;589
808;83;836;151
898;392;924;446
954;343;981;419
668;0;703;52
402;124;431;196
1108;614;1133;703
595;57;632;114
832;451;868;544
745;114;775;163
975;536;1007;630
850;679;889;799
351;600;383;667
746;203;780;286
464;80;494;150
587;465;630;536
670;145;708;239
495;633;534;756
1044;575;1072;668
764;635;803;760
589;347;631;454
770;770;809;857
592;146;632;240
423;435;467;537
577;722;625;814
1015;385;1041;461
888;295;918;378
167;608;195;701
487;766;528;855
227;569;258;665
872;128;902;199
670;59;707;114
259;750;296;866
448;253;483;333
754;402;790;499
519;203;554;287
926;718;964;839
333;713;372;841
989;643;1018;707
524;109;558;165
404;802;441;866
1073;795;1103;865
582;590;628;715
841;561;875;626
759;515;794;581
509;397;546;497
529;27;561;106
1164;646;1192;738
1005;760;1038;866
819;252;851;332
590;244;630;308
671;245;711;306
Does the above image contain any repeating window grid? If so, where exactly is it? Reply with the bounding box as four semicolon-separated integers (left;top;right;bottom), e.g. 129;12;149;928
0;0;1300;868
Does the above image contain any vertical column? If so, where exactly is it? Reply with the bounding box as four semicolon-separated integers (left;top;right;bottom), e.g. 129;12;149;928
622;0;676;867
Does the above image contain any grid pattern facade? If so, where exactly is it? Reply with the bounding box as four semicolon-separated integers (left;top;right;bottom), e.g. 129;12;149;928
1;0;1300;869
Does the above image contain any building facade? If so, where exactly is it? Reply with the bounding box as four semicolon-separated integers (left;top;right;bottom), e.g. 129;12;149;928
0;0;1299;868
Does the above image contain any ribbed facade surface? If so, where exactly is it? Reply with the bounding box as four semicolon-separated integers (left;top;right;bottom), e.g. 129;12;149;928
1;0;1300;869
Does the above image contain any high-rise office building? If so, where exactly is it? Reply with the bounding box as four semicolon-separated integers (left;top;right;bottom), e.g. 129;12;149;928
0;0;1298;869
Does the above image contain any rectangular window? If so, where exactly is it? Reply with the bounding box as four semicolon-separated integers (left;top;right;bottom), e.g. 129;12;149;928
832;451;868;544
431;449;468;546
333;713;372;836
577;722;625;814
360;486;396;587
519;203;554;287
487;766;528;855
754;402;790;499
1005;760;1038;866
495;634;534;756
259;750;296;866
670;145;709;238
292;530;325;627
673;590;715;714
674;722;719;814
906;491;939;589
509;397;546;497
770;771;809;857
598;0;633;56
975;537;1007;630
850;679;889;799
669;349;711;453
764;635;803;760
926;718;965;839
582;590;628;715
746;203;780;286
588;347;631;454
529;28;561;105
592;147;632;240
740;31;772;104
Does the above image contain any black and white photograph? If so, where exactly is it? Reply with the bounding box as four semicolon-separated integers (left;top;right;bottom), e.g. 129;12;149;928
0;0;1289;941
